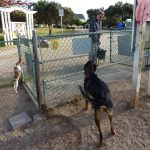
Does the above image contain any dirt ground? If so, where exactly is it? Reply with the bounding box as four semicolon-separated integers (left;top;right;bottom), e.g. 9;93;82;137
0;70;150;150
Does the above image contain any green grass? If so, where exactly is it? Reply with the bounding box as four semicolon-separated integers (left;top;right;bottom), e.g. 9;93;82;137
0;33;4;41
0;33;5;47
0;81;13;88
0;27;75;47
0;27;75;41
35;27;75;36
0;84;12;88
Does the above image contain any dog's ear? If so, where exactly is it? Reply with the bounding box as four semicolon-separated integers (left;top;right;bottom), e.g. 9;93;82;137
84;61;96;76
16;58;24;65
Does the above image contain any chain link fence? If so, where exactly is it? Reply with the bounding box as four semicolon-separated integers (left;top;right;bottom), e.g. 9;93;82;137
144;47;150;67
1;29;150;110
0;40;19;88
36;30;134;108
109;30;133;64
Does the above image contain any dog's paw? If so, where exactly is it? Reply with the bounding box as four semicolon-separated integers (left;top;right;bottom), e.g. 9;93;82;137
14;89;18;94
98;142;106;148
111;129;116;135
83;107;89;111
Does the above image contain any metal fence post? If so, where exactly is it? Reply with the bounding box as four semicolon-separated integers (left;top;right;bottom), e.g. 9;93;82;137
110;27;112;63
32;30;45;112
17;37;21;58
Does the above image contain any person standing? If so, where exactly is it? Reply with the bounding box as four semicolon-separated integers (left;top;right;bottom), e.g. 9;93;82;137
89;11;105;63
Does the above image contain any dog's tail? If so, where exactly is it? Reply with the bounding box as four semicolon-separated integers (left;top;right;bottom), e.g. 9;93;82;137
78;85;94;103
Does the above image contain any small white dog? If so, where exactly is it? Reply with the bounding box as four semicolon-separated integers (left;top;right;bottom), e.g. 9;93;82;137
13;58;24;93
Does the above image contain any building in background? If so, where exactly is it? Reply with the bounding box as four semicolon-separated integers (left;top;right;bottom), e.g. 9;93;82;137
74;14;86;22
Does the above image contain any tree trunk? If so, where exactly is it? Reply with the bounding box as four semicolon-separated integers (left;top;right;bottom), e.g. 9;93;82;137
48;24;53;35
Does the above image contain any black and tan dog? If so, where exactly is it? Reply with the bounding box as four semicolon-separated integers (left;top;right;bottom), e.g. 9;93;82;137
79;60;115;147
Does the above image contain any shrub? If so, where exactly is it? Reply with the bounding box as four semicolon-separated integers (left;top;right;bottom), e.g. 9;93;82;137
51;39;59;50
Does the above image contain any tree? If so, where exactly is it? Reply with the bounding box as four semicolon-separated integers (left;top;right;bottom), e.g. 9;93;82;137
86;8;104;19
86;2;133;28
32;1;49;26
63;7;74;25
104;5;118;27
122;3;133;20
104;2;133;27
45;2;61;34
10;11;26;22
33;1;61;34
71;18;83;26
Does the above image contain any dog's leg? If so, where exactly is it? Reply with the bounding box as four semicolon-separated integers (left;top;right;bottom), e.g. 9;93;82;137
15;80;19;93
14;79;17;93
104;108;115;135
14;80;18;93
108;111;115;135
94;107;104;147
85;101;89;110
14;72;21;94
14;80;16;91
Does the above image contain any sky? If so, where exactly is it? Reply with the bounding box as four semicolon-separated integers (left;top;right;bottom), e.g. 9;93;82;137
31;0;134;19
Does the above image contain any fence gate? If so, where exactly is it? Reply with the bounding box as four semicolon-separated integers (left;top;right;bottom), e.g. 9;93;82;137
18;36;41;109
